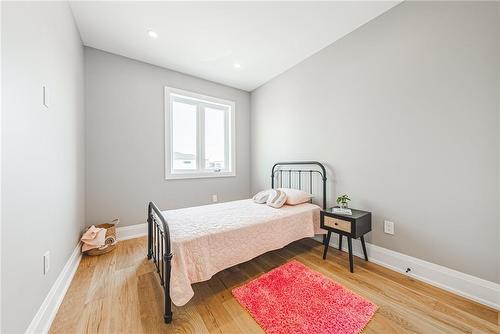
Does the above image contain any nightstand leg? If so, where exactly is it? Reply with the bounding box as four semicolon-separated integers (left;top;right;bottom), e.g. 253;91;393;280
338;235;343;251
347;237;354;273
323;231;331;260
360;235;368;261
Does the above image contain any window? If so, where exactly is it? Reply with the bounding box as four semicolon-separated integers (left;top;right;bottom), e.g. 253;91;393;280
165;87;235;179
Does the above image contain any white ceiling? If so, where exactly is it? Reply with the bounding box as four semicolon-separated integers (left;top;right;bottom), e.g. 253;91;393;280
69;1;400;91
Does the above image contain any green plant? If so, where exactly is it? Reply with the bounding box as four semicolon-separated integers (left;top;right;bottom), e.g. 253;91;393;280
336;194;351;206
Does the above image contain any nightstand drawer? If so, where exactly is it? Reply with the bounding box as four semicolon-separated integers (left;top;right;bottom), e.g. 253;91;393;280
323;216;351;233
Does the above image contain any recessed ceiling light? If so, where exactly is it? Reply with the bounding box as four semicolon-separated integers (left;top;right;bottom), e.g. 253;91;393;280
148;30;158;39
233;63;241;69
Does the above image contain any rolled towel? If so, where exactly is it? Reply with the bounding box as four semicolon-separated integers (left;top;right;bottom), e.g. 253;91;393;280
104;234;117;246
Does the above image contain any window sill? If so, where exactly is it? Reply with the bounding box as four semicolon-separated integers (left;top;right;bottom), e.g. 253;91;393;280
165;172;236;180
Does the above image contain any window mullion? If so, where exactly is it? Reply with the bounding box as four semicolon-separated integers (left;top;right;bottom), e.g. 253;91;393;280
198;103;205;173
224;108;230;172
169;96;174;175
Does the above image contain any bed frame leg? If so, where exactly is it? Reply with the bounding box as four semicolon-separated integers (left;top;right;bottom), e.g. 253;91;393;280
147;214;153;260
163;252;173;324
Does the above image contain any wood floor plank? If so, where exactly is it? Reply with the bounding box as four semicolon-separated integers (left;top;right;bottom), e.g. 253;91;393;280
50;237;500;334
191;278;242;333
49;259;96;333
222;299;264;334
75;297;113;334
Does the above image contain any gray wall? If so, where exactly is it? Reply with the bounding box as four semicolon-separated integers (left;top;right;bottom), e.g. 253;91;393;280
0;4;3;331
1;2;85;333
85;48;251;227
0;1;3;331
251;1;500;283
497;10;500;285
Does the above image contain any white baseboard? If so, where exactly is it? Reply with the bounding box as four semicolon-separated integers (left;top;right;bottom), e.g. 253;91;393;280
315;235;500;310
25;242;82;334
116;223;147;241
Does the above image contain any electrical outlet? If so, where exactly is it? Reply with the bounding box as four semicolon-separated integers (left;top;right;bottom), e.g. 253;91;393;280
212;194;218;203
384;220;395;235
43;251;50;275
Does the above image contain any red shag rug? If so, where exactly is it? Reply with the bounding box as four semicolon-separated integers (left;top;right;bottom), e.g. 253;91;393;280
232;260;377;334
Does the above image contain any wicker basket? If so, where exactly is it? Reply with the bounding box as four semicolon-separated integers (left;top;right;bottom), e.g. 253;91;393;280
84;223;117;256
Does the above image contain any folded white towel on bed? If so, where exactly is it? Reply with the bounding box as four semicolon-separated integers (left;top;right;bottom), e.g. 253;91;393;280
252;189;273;204
266;189;287;208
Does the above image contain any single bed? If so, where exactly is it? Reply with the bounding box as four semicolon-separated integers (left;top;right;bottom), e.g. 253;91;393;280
147;161;328;323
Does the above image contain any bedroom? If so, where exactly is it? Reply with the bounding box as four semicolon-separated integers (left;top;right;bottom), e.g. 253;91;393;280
1;1;499;333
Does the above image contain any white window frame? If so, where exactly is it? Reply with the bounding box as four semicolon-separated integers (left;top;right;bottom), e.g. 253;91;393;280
165;86;236;180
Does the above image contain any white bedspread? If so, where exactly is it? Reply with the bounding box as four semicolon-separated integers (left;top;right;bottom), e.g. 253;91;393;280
161;199;322;306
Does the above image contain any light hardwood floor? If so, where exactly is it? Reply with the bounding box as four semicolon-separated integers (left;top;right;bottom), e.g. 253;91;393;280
50;237;499;334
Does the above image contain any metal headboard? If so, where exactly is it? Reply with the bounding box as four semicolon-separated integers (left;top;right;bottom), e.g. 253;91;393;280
271;161;327;209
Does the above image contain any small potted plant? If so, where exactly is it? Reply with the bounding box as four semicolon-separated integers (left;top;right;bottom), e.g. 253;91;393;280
336;194;351;209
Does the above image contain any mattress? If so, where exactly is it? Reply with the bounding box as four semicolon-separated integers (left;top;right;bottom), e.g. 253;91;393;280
161;199;322;306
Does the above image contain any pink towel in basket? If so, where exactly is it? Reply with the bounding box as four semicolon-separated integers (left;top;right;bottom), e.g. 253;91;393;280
81;225;106;252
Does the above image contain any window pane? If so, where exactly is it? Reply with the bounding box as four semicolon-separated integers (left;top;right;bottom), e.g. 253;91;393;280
172;100;197;170
204;107;226;170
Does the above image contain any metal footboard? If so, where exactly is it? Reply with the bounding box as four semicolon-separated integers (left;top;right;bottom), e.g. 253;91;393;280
147;201;173;323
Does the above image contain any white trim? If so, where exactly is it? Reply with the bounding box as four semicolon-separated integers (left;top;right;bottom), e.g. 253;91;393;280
162;172;236;180
164;86;236;180
25;242;82;334
315;235;500;310
116;223;148;241
168;87;235;107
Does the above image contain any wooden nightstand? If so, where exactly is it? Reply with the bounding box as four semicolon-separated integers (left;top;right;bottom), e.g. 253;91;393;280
320;207;372;272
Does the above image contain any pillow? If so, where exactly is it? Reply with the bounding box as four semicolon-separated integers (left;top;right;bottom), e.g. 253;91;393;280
278;188;313;205
266;189;287;208
253;189;273;204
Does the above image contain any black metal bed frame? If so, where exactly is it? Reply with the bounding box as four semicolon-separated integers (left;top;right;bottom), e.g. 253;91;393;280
147;161;327;323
